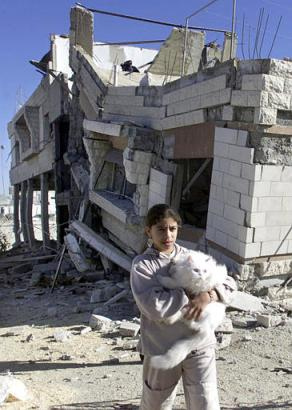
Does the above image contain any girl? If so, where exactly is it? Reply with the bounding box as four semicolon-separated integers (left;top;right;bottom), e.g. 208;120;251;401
130;204;237;410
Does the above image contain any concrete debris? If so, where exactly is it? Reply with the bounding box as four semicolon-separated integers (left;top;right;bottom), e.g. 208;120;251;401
25;334;34;342
80;326;92;335
64;233;90;273
241;335;253;342
119;321;140;337
229;291;265;313
231;315;257;329
0;375;29;404
10;263;33;275
90;284;120;303
256;314;283;328
267;287;292;301
104;289;129;306
53;330;72;342
215;317;233;333
216;333;232;350
89;314;113;331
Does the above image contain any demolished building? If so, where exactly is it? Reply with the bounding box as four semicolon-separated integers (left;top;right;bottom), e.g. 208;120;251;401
8;6;292;283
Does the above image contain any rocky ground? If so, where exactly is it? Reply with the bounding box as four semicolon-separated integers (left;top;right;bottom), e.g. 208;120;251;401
0;244;292;410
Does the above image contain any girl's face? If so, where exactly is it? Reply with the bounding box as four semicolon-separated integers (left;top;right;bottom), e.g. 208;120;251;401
145;217;178;254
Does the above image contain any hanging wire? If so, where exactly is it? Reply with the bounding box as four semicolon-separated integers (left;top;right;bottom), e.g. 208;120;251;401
267;15;283;57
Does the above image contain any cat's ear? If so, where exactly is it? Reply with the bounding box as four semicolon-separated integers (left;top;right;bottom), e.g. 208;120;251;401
187;255;192;262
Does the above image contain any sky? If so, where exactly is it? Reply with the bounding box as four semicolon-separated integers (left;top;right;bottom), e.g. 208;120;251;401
1;0;292;196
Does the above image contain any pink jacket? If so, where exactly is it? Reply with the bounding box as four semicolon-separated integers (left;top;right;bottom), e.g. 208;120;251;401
130;244;237;357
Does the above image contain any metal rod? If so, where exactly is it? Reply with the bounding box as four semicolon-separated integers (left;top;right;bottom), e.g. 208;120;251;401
50;244;66;294
268;15;282;58
259;13;269;58
84;6;228;34
182;159;211;197
230;0;237;59
241;14;246;60
181;17;189;77
181;0;221;77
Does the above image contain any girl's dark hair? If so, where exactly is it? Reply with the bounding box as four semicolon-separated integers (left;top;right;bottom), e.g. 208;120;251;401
145;204;182;228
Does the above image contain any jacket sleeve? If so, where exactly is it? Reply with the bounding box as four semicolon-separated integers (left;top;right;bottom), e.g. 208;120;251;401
130;257;189;322
215;274;237;305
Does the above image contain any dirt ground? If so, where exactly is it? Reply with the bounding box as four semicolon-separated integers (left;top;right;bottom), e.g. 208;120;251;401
0;244;292;410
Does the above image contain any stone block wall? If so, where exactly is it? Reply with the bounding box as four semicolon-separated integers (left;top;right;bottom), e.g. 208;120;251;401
148;168;172;209
206;127;292;260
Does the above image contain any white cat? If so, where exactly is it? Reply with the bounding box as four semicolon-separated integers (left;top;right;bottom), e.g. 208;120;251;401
150;250;227;369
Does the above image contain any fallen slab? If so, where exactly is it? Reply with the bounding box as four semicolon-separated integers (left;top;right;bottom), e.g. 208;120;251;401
229;291;265;312
70;221;132;272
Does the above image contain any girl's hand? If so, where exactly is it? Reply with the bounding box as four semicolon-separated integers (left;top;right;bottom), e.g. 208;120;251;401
183;291;211;321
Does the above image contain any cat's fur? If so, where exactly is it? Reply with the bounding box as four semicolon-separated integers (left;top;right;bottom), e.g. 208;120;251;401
150;250;227;369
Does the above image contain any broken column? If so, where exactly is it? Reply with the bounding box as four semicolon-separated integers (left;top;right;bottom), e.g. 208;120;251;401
26;179;35;248
40;173;50;248
13;184;21;245
20;181;28;243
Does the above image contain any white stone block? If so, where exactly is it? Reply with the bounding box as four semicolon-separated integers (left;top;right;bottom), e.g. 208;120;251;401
282;197;292;211
268;92;290;110
231;90;268;107
206;225;216;241
228;145;254;164
246;212;266;227
200;91;220;108
223;189;240;207
261;165;282;181
238;242;261;259
284;78;292;93
241;74;262;90
105;95;144;106
238;226;254;243
254;108;277;125
211;171;223;187
215;127;237;144
107;86;136;96
219;158;231;173
212;157;220;171
266;211;292;226
258;197;282;212
133;150;153;165
241;164;262;181
249;181;271;197
223;174;249;194
214;142;230;158
219;88;232;104
261;240;288;256
212;215;239;238
237;130;248;146
224;204;245;225
270;182;292;196
208;198;224;216
240;195;258;212
222;106;234;121
281;166;292;182
215;230;228;248
280;226;292;240
254;226;281;242
229;160;241;177
262;75;284;93
226;236;240;254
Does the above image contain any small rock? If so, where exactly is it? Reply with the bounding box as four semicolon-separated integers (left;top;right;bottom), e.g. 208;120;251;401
80;327;92;335
242;335;253;342
119;322;140;337
256;314;282;328
89;315;112;331
59;355;74;361
26;334;34;342
53;330;72;342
